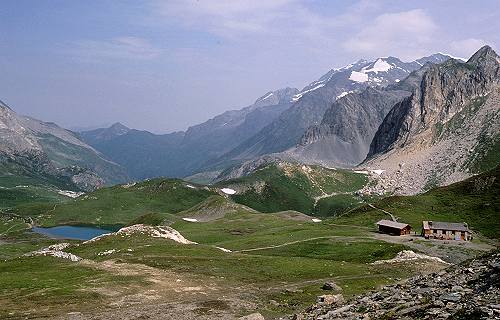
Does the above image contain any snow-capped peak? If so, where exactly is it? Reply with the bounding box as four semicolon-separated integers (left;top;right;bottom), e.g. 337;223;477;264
361;59;393;74
436;52;467;62
257;92;273;102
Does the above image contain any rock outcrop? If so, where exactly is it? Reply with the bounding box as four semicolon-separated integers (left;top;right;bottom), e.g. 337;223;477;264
288;87;410;168
362;46;500;195
290;251;500;319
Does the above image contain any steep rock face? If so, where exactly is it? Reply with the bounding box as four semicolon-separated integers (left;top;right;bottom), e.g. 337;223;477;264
286;61;442;169
0;100;127;189
220;54;451;165
287;88;410;168
363;46;500;195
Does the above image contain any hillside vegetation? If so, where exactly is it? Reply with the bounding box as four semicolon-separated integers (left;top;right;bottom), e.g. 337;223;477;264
8;178;216;227
337;165;500;238
216;162;369;217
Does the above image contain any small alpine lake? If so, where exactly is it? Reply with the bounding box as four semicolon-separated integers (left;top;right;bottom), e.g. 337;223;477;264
32;225;114;240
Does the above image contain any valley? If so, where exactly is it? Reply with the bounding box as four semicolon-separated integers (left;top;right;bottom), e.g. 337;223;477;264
1;163;498;319
1;44;499;320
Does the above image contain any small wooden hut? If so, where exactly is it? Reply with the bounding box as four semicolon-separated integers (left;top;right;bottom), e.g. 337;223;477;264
376;220;412;236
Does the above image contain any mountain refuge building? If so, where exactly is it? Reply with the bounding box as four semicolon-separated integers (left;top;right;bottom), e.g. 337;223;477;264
376;220;412;236
422;221;471;241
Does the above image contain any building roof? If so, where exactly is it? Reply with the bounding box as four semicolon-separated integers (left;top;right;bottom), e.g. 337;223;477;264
376;219;410;229
422;221;469;232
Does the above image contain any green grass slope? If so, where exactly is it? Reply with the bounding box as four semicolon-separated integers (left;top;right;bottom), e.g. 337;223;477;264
337;165;500;238
0;159;76;208
216;162;369;216
9;178;216;227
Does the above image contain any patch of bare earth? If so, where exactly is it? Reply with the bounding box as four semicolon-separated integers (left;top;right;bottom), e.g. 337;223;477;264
49;259;258;320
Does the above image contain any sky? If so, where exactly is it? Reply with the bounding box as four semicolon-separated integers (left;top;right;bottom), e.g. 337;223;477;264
1;0;499;133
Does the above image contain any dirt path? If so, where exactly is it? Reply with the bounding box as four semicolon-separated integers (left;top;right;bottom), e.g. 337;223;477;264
233;235;371;253
367;203;398;221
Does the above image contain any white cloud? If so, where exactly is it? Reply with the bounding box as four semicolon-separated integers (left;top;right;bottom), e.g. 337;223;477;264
151;0;339;41
72;36;162;61
449;38;488;59
343;9;438;60
153;0;293;35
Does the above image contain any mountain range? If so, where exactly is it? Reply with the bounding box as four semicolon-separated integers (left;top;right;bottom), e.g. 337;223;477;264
78;53;453;181
1;46;498;196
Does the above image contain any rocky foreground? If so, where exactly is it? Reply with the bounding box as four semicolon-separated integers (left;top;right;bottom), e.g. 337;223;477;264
288;251;500;320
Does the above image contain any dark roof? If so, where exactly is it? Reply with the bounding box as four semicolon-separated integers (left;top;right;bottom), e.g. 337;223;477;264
423;221;469;232
376;219;410;229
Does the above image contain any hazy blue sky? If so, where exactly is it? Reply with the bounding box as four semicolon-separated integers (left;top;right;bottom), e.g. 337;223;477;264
1;0;498;133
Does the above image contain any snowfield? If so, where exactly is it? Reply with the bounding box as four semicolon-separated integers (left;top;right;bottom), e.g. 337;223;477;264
362;59;393;74
336;91;354;99
57;190;85;198
221;188;236;195
349;71;368;83
292;83;326;101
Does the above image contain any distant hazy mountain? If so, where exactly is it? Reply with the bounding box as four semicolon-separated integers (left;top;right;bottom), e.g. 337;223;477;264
82;54;457;180
79;122;131;144
217;54;453;166
0;101;128;190
80;88;299;179
362;45;500;194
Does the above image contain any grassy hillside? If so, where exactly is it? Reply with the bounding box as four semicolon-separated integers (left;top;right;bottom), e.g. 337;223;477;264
1;166;497;318
216;162;369;216
8;178;216;227
0;205;416;319
337;165;500;238
0;159;76;208
37;133;129;185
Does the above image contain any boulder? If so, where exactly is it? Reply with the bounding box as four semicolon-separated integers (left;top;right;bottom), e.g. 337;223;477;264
317;294;345;306
239;313;265;320
322;281;341;291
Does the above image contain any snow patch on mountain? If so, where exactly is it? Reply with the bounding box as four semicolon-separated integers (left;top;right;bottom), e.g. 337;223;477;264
221;188;237;195
292;83;326;101
362;59;393;73
349;71;368;83
336;91;354;99
260;92;274;101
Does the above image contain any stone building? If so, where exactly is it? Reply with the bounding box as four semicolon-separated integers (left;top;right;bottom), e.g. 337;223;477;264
422;221;471;241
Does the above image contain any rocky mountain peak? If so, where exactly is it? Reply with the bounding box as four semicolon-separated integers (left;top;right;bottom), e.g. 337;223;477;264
0;99;12;110
253;87;299;108
363;45;500;195
108;122;130;135
467;45;499;66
